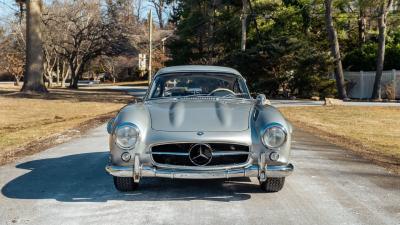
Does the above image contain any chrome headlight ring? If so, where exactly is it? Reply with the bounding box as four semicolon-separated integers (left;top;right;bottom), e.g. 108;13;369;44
113;122;140;150
261;123;288;149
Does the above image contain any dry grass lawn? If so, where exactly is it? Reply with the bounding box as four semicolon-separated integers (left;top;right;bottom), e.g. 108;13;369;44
0;84;130;164
280;106;400;173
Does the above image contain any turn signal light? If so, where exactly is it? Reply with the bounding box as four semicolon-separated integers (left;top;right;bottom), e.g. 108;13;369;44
121;152;131;162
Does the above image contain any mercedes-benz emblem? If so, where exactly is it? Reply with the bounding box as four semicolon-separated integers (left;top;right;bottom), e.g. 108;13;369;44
189;143;213;166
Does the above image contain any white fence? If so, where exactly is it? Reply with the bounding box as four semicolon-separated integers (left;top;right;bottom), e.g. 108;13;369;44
343;70;399;99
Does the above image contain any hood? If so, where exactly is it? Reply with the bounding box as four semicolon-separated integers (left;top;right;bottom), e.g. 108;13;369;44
147;100;254;132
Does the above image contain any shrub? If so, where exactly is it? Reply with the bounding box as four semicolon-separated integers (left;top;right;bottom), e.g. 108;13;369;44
342;43;377;71
343;42;400;71
220;50;285;97
383;83;396;100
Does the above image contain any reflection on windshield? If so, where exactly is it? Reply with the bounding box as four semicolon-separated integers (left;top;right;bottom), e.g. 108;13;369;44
148;73;250;99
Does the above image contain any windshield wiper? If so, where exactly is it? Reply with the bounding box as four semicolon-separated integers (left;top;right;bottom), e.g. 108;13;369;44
150;93;250;100
178;93;210;98
148;96;176;100
149;94;209;100
218;93;250;99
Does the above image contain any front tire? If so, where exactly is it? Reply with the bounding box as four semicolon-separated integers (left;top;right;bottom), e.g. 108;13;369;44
260;177;285;192
113;176;138;192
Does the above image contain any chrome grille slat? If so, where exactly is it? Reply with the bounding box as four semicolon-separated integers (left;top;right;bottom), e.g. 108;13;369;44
211;151;250;156
151;152;189;156
150;151;250;156
150;143;250;166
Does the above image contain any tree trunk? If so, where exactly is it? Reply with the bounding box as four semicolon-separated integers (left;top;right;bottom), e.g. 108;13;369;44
241;0;248;52
70;59;86;89
68;59;76;88
69;66;78;89
21;0;47;93
56;57;60;86
71;75;79;89
157;1;164;29
61;73;68;87
157;8;164;29
247;0;261;42
73;61;86;89
47;78;53;88
14;76;20;86
371;0;393;99
324;0;348;99
61;60;69;88
358;8;366;45
61;68;69;88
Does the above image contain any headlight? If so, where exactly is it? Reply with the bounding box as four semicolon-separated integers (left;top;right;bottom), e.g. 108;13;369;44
261;124;287;148
114;123;139;149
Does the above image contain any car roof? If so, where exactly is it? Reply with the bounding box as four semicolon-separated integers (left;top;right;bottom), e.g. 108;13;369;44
154;65;243;78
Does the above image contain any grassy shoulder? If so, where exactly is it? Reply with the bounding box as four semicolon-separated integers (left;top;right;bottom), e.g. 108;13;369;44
280;106;400;173
0;84;129;165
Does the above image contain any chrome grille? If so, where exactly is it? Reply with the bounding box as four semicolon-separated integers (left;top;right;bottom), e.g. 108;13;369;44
151;143;250;166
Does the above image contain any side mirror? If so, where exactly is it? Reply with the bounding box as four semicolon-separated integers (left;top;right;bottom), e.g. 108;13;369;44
107;118;115;134
128;97;144;104
135;97;144;103
256;94;271;105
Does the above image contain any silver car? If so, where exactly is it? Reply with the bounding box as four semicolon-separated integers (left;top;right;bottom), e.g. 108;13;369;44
105;65;294;192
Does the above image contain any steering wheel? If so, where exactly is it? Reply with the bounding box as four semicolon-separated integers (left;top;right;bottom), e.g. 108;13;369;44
209;88;236;97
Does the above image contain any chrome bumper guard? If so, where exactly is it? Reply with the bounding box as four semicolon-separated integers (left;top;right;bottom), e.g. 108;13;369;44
105;163;294;179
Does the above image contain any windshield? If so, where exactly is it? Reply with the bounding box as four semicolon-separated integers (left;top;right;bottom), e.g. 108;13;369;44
147;73;251;100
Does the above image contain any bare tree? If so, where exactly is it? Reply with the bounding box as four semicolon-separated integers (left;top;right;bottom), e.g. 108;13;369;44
0;42;24;85
44;0;125;89
0;21;25;86
358;1;367;45
42;14;61;88
20;0;47;93
324;0;348;99
99;56;118;83
60;59;70;87
43;46;58;87
5;54;24;85
371;0;393;99
133;0;144;22
149;0;166;29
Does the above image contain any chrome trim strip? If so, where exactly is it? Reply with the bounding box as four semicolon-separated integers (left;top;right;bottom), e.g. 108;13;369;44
105;163;294;179
141;165;259;179
149;141;251;148
212;151;250;156
265;164;294;177
150;151;250;156
150;158;253;171
105;165;133;177
151;152;189;156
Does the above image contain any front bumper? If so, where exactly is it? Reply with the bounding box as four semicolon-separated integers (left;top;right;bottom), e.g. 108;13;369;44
105;163;294;179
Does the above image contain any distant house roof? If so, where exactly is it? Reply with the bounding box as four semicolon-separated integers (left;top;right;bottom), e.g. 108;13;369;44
155;65;243;77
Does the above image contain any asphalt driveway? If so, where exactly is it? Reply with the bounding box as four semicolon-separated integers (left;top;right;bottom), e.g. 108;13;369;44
0;125;399;225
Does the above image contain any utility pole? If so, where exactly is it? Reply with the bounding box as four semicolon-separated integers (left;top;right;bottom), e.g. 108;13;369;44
148;10;153;84
161;37;167;54
241;0;248;51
